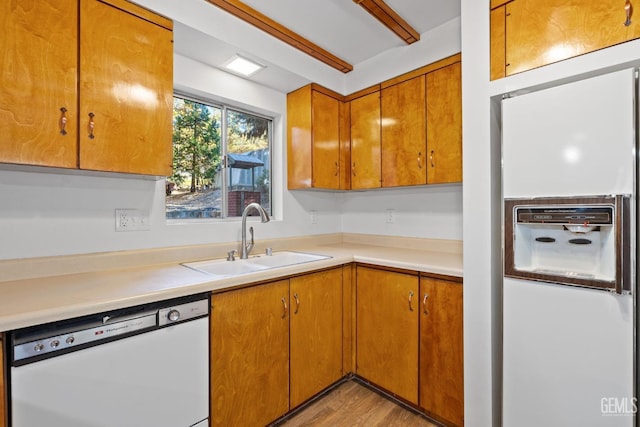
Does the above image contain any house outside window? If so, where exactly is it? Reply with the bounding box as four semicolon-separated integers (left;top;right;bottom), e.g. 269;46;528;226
166;95;272;219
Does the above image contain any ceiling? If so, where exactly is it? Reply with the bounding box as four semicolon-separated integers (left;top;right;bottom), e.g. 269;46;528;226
168;0;461;93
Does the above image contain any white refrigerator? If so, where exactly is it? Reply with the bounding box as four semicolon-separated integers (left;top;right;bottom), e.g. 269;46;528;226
502;68;636;426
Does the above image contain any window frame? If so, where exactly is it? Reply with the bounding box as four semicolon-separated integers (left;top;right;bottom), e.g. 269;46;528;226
167;91;274;222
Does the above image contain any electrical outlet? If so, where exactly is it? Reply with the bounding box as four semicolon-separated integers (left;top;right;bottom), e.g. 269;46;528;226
115;209;150;232
310;210;318;225
385;209;395;224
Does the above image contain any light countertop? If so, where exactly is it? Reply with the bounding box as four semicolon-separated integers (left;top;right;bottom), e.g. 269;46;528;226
0;235;462;332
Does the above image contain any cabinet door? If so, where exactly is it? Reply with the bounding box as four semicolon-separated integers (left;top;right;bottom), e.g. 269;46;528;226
381;76;426;187
505;0;640;76
290;268;343;408
419;277;464;427
312;91;341;189
356;266;419;404
79;0;173;175
211;280;290;427
426;62;462;184
350;92;381;189
0;1;78;168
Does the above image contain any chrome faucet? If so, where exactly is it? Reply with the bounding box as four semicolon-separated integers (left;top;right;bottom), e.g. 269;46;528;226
240;203;270;259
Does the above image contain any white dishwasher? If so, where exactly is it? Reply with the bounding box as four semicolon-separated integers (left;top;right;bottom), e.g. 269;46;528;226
8;294;210;427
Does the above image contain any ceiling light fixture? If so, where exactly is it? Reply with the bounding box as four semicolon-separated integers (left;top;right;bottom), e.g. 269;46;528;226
224;55;265;77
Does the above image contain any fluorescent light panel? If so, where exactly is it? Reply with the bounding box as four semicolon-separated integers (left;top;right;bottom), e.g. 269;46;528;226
224;55;265;76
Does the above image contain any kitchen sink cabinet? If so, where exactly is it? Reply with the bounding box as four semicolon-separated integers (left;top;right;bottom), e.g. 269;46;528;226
289;267;343;408
426;61;462;184
490;0;640;80
287;84;350;190
210;279;290;427
380;76;427;187
349;89;382;189
419;275;464;427
0;0;173;176
356;265;419;404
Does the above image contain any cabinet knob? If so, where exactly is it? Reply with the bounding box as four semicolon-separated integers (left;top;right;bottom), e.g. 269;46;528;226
423;294;429;315
408;290;415;312
334;161;339;176
418;151;422;169
430;150;435;168
281;297;288;319
293;292;300;314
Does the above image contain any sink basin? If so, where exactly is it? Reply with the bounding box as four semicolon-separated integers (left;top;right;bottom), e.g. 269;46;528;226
182;251;331;278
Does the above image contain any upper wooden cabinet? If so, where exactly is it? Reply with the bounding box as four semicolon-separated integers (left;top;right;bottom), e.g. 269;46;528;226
426;61;462;184
0;1;78;168
349;89;382;190
287;84;349;190
419;276;464;427
0;0;173;176
289;268;343;409
381;76;427;187
491;0;640;80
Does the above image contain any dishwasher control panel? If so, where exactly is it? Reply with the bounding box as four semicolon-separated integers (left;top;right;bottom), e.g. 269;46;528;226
10;294;210;366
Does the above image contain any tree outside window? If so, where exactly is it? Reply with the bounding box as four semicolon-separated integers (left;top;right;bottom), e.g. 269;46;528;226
166;96;272;219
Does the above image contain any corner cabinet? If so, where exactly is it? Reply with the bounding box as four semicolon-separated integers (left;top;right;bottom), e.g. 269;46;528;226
287;84;350;190
490;0;640;80
0;0;173;176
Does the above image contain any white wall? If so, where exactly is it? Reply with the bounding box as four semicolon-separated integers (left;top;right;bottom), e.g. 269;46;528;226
461;1;640;425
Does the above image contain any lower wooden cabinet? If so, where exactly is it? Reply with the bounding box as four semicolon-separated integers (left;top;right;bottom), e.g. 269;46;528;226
356;265;419;404
420;276;464;426
290;268;343;408
210;280;290;427
210;267;344;426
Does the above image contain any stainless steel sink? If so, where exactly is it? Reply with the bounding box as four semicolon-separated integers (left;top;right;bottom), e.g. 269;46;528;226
182;251;331;278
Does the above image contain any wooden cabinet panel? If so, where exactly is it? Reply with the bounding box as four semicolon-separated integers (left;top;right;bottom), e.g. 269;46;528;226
490;6;507;81
381;76;426;187
290;268;343;408
79;0;173;175
0;1;78;168
419;277;464;427
426;62;462;184
503;0;640;77
356;266;419;404
211;280;290;427
311;91;341;189
350;92;381;189
287;85;346;190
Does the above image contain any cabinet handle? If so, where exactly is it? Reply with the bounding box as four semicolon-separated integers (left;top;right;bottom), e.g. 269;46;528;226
59;107;68;135
334;161;339;177
430;150;435;168
352;162;356;176
418;151;422;169
423;294;429;315
293;292;300;314
88;112;96;139
625;0;633;26
408;290;415;312
281;297;288;319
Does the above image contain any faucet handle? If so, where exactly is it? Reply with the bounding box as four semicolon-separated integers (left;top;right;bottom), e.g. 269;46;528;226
265;247;273;256
227;250;237;261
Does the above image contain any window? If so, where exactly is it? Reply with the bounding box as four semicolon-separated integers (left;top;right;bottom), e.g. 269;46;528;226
166;95;272;219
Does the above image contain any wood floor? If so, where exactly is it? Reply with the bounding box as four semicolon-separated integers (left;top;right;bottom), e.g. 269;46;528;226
278;380;439;427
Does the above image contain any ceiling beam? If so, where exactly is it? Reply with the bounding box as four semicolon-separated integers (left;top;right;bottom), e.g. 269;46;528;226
206;0;354;73
353;0;420;44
